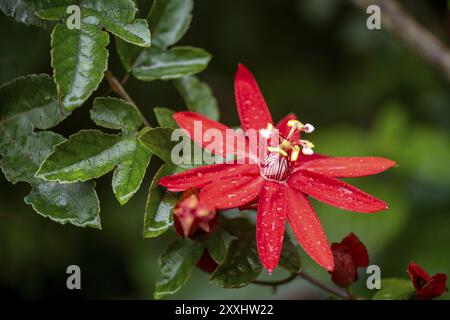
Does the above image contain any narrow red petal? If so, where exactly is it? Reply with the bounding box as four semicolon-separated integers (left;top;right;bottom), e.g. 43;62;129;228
159;164;259;192
294;153;328;166
299;157;396;178
234;64;273;131
286;186;334;271
256;181;287;273
288;170;388;213
276;114;299;140
200;175;264;209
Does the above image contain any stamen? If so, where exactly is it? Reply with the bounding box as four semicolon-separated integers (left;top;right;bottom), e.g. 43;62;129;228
302;147;314;155
267;146;288;157
303;123;315;133
290;145;300;161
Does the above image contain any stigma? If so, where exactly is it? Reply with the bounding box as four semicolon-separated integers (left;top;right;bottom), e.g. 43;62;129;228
259;119;316;181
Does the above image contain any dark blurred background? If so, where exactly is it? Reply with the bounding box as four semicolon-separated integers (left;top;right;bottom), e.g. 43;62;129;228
0;0;449;299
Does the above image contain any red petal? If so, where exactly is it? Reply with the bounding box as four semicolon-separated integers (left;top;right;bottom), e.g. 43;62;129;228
159;164;259;192
407;262;447;300
288;170;388;213
173;111;249;159
234;64;273;131
286;186;334;271
200;175;264;209
294;153;328;166
337;233;369;267
407;262;432;290
256;181;287;273
276;114;299;140
416;273;447;300
330;250;356;287
299;157;396;178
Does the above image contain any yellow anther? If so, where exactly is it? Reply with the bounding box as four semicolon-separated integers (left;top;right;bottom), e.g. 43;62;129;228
290;145;300;161
267;146;288;157
280;139;291;149
287;119;304;128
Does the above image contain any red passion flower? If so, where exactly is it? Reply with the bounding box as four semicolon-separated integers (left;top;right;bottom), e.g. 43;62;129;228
160;64;395;273
407;262;447;300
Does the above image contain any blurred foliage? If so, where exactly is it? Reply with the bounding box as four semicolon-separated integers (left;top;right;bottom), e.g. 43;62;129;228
1;0;449;299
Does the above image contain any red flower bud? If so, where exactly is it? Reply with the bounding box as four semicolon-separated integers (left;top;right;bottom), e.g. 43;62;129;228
173;190;217;239
407;262;447;300
329;233;369;288
196;250;219;273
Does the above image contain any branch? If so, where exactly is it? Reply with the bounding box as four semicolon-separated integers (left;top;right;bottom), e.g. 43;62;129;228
351;0;450;81
252;271;352;299
104;70;151;127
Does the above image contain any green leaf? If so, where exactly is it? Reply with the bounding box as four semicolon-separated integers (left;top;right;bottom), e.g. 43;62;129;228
210;218;262;288
90;97;141;133
143;164;179;238
0;74;101;228
36;130;125;182
278;234;301;273
112;138;152;205
50;22;109;111
154;238;204;299
133;46;211;81
38;0;151;47
25;180;101;229
372;279;415;300
154;107;177;128
115;37;143;72
1;131;64;184
173;76;219;121
0;74;67;137
139;127;179;164
148;0;193;50
206;230;226;264
0;0;65;27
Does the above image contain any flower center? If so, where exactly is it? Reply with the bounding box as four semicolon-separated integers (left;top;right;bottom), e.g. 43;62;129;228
259;119;316;181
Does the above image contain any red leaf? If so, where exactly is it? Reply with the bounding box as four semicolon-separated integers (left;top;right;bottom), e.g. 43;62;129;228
285;186;334;271
288;170;388;213
200;175;264;209
299;157;396;178
159;163;259;192
234;64;273;131
256;181;287;273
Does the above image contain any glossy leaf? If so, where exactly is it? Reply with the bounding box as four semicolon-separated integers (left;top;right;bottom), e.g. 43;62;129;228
210;218;262;288
36;130;126;182
0;74;101;228
133;46;211;81
90;97;141;133
0;74;67;137
206;230;226;264
154;107;177;128
0;0;62;27
372;279;415;300
143;164;180;238
115;37;142;72
25;180;101;229
50;22;109;111
148;0;193;49
279;234;302;273
173;76;219;121
112;137;152;205
140;127;179;164
154;238;204;299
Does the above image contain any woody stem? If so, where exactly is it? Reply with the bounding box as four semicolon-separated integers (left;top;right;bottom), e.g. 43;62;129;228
252;271;352;299
104;70;151;127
